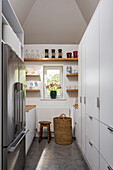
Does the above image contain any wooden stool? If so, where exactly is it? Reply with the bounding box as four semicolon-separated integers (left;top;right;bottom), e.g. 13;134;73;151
39;121;51;143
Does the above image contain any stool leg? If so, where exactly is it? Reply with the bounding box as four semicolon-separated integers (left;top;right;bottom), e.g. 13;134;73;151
47;125;50;143
39;125;43;143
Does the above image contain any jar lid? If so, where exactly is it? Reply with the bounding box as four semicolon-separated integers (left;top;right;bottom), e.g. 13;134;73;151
58;49;62;52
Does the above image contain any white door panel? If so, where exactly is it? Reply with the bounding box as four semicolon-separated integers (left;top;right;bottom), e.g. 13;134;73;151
100;0;113;127
86;7;100;120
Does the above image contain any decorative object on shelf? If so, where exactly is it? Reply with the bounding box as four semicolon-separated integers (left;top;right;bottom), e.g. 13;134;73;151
45;49;49;58
36;50;40;58
51;49;55;58
46;83;61;99
67;52;72;58
66;66;72;73
58;49;62;58
30;50;35;58
73;51;78;58
73;69;77;73
26;81;39;89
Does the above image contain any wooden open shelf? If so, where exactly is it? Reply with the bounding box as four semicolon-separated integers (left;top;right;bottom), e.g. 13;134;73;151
66;89;78;92
26;74;40;77
66;73;78;77
26;89;40;92
73;104;78;109
24;58;78;62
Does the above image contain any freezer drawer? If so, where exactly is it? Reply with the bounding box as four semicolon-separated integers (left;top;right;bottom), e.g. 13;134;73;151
3;131;26;170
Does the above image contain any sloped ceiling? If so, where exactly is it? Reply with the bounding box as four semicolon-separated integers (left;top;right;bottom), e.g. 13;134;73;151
9;0;99;44
9;0;36;25
75;0;99;24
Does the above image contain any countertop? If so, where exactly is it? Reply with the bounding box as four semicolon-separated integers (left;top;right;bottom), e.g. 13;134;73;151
26;105;36;112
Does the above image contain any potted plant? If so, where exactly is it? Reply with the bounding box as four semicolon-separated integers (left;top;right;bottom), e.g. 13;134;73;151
46;83;61;99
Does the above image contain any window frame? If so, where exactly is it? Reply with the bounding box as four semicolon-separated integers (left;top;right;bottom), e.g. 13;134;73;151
43;64;64;99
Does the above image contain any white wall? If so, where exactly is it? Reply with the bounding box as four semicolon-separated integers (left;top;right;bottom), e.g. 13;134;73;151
25;44;78;136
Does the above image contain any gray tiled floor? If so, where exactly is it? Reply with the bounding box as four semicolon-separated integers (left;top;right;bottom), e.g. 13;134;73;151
25;138;89;170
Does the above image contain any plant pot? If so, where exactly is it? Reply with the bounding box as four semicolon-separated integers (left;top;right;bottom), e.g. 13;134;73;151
50;91;57;99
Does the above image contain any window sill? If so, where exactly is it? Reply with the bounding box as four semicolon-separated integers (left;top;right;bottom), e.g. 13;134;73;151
40;98;67;101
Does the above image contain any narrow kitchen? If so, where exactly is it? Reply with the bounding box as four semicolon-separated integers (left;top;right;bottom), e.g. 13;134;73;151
0;0;113;170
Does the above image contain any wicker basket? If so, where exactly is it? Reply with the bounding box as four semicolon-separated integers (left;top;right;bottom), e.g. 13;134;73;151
53;114;72;145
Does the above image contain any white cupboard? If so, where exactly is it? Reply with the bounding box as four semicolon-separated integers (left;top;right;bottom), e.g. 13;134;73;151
85;5;100;121
26;107;36;155
100;122;113;168
86;137;99;170
78;42;82;149
100;0;113;128
77;0;113;169
81;35;86;155
86;114;99;150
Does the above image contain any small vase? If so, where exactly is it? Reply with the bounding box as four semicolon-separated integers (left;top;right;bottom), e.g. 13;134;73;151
50;91;57;99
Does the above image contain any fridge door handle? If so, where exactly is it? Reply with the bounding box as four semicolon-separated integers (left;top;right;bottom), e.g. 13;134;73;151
8;130;28;152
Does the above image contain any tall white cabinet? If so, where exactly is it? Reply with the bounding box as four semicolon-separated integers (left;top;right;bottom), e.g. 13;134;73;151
100;0;113;169
77;0;113;169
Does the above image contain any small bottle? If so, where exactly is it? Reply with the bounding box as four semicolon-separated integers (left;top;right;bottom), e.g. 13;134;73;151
58;49;62;58
51;49;55;58
45;49;49;58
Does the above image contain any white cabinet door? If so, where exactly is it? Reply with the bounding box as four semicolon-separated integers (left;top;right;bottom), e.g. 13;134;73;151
100;155;112;170
26;107;36;155
86;6;100;120
100;122;113;168
86;114;99;151
86;137;99;170
81;35;86;155
100;0;113;127
78;42;82;149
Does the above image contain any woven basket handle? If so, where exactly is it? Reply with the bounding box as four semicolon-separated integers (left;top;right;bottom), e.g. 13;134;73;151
58;114;66;119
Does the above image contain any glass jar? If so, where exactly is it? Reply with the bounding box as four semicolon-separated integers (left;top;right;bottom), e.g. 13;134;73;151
51;49;55;58
58;49;62;58
45;49;49;58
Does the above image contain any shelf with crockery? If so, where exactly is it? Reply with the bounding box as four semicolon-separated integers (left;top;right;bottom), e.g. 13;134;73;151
24;58;78;62
66;89;78;92
26;89;40;92
66;73;78;77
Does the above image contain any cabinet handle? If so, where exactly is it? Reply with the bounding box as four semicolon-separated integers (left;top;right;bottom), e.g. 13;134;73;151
107;165;113;170
89;141;93;146
97;97;100;108
84;97;86;104
89;116;93;120
80;97;82;103
107;126;113;132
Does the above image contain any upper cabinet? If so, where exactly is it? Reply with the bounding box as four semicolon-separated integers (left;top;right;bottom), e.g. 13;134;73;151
100;0;113;127
2;0;24;61
85;6;100;120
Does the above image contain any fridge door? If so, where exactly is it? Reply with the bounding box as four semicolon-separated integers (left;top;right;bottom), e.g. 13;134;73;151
2;44;24;147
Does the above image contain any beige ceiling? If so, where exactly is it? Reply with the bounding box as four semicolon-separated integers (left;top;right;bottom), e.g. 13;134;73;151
75;0;100;24
9;0;99;44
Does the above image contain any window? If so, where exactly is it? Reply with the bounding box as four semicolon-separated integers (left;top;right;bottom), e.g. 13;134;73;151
43;65;63;99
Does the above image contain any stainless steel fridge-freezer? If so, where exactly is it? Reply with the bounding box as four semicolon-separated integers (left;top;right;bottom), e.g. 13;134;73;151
2;43;27;170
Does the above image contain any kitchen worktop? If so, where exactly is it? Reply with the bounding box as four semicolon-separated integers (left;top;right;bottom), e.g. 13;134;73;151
26;105;36;112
